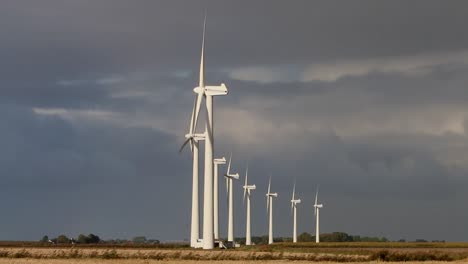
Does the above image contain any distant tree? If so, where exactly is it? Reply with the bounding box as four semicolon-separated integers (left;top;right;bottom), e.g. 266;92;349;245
415;239;428;242
398;239;406;242
298;232;314;242
40;235;49;243
77;234;88;244
132;236;147;244
87;234;101;244
57;235;71;244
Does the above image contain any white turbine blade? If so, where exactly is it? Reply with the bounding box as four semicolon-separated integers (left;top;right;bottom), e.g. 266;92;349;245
193;15;206;133
266;196;269;212
198;14;206;88
226;153;232;175
189;96;196;134
243;165;248;203
192;92;203;134
179;137;192;153
267;176;271;195
315;186;319;205
292;182;296;201
188;96;197;152
225;177;229;194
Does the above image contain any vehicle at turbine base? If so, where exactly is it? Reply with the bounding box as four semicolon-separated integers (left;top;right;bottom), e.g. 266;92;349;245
181;15;229;250
224;153;239;243
314;187;324;243
243;164;256;246
290;181;301;243
266;176;278;245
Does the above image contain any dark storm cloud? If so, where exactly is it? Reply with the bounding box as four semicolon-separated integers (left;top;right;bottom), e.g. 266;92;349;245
0;0;468;242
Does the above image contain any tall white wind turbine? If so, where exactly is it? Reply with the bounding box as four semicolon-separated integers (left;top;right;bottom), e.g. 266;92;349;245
243;164;256;246
266;176;278;245
213;157;226;241
180;97;205;248
224;153;239;243
313;187;323;243
290;181;301;243
191;15;228;249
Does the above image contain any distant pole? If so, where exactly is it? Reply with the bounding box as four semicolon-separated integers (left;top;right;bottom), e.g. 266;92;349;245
269;196;273;244
315;209;320;243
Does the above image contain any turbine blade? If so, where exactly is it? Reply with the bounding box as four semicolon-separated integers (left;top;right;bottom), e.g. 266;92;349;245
292;181;296;201
245;163;249;186
199;14;206;88
266;196;269;213
192;92;203;134
315;186;319;205
226;152;232;175
179;137;192;153
225;177;229;194
267;175;271;195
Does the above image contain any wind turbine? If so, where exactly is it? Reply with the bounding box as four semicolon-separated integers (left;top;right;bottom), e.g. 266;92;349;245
191;15;228;249
179;97;205;248
313;187;323;243
290;181;301;243
266;176;278;245
243;164;256;246
224;153;239;243
213;157;226;241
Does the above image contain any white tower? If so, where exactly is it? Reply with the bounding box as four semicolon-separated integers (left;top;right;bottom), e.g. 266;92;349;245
190;16;228;249
224;154;239;243
213;157;226;241
313;188;323;243
243;164;256;246
179;98;205;248
266;176;278;245
290;182;301;243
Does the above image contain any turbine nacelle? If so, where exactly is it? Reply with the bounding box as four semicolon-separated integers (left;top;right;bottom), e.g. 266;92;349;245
184;133;206;141
193;83;228;96
266;193;278;197
314;204;323;208
291;199;301;204
225;173;239;180
214;157;226;165
243;184;256;190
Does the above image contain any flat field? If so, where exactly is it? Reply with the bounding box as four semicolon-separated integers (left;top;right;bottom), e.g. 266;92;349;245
0;242;467;263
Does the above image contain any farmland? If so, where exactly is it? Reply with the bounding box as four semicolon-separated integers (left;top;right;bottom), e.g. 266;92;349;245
0;242;466;263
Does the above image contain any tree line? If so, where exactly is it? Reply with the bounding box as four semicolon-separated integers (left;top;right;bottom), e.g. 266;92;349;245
40;234;160;245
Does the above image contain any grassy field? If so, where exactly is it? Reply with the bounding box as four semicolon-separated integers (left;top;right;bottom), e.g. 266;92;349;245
0;242;466;262
0;260;465;264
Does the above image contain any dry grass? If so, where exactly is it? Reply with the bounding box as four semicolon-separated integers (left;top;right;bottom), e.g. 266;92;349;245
0;245;466;263
0;261;465;264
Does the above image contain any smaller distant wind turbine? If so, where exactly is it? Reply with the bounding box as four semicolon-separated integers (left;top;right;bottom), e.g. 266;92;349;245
243;164;256;246
290;181;301;243
179;97;205;248
313;187;323;243
213;157;226;241
224;153;239;243
266;176;278;245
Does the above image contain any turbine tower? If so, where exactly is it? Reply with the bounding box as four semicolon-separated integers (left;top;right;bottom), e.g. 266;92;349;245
179;97;205;248
266;176;278;245
224;153;239;243
313;187;323;243
191;15;228;249
290;181;301;243
243;164;256;246
213;157;226;241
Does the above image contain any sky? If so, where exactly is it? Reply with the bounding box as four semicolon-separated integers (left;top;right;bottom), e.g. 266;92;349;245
0;0;468;242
